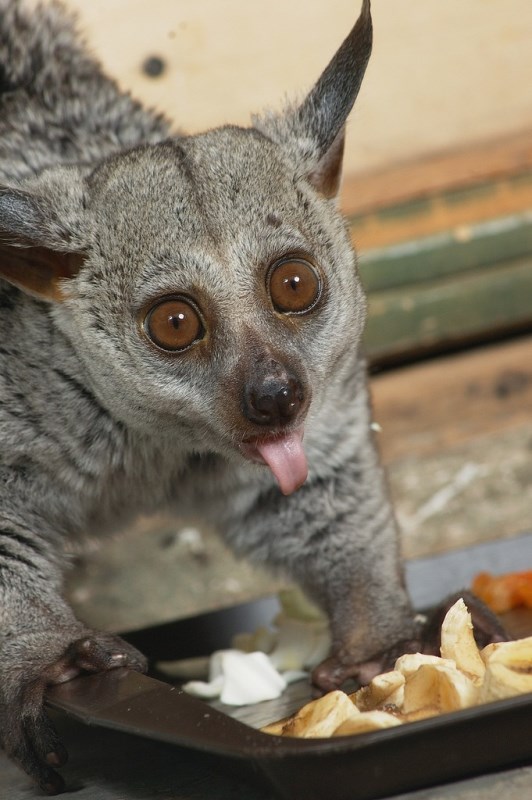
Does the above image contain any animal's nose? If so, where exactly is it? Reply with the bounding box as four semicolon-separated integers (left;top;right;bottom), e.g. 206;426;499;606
243;374;304;427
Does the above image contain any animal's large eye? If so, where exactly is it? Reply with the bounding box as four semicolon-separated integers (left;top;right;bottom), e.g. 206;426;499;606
268;258;322;314
144;297;204;352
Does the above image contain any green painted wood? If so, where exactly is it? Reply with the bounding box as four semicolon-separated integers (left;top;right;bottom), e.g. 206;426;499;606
357;212;532;293
364;255;532;361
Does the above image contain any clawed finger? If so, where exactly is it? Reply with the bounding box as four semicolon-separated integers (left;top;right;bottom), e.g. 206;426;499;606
1;680;68;794
63;633;147;674
8;714;65;795
311;656;360;693
29;715;68;769
312;639;424;694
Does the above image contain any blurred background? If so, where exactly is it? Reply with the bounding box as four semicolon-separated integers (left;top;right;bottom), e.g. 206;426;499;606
55;0;532;631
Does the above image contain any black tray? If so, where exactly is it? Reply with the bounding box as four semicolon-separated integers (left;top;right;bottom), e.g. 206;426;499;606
46;532;532;800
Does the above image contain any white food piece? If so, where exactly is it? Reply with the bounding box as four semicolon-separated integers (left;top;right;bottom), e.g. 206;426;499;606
268;616;331;671
156;656;210;680
164;587;328;690
231;625;277;655
183;649;288;706
277;587;326;622
218;651;287;705
181;675;225;699
282;669;309;684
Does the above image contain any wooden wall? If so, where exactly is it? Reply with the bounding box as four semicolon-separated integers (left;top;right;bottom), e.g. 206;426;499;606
60;0;532;178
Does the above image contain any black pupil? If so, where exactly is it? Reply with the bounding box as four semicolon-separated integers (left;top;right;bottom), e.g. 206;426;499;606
286;275;301;291
170;311;186;328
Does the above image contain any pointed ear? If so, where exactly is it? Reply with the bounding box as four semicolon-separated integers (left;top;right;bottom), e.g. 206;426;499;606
0;174;86;302
307;130;346;199
254;0;372;198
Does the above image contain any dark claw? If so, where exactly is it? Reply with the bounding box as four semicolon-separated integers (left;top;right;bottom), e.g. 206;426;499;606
45;743;68;767
39;770;65;796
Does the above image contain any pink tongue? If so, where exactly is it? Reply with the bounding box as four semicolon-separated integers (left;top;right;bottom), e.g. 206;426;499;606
255;430;308;496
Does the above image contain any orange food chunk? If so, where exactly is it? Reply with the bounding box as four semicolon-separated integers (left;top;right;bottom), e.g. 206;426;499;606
472;570;532;613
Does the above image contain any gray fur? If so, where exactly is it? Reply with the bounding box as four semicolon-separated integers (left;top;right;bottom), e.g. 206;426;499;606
0;0;416;792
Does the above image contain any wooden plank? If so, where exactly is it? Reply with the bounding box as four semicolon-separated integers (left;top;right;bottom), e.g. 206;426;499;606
364;256;532;363
371;334;532;465
359;212;532;293
341;129;532;218
349;170;532;251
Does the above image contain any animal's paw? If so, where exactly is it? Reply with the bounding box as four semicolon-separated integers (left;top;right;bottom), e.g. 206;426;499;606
311;638;422;693
57;632;148;679
1;630;147;794
312;591;510;694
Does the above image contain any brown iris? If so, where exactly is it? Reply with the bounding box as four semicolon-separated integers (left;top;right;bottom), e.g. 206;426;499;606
144;297;204;352
268;258;321;314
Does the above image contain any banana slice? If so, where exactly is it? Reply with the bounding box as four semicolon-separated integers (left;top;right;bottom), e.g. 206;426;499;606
400;707;441;722
352;669;405;711
261;715;293;736
402;662;479;714
262;597;532;739
480;637;532;701
481;635;532;666
394;653;456;678
440;597;485;686
279;690;360;738
333;710;402;736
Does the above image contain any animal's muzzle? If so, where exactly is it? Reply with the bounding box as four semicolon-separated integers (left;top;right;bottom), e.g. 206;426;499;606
243;371;304;427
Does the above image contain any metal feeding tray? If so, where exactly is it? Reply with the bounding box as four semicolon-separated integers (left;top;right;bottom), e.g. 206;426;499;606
46;533;532;800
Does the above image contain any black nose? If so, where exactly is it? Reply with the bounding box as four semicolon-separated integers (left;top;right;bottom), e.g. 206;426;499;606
243;374;304;427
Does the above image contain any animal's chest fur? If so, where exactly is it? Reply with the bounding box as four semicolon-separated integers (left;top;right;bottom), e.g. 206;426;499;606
62;431;256;542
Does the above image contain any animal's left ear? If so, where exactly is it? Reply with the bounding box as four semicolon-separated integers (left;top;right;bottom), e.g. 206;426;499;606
0;167;87;302
254;0;372;199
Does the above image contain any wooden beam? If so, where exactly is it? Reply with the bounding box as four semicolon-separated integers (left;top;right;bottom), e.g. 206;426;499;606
349;170;532;251
359;212;532;293
341;129;532;217
371;334;532;465
364;256;532;363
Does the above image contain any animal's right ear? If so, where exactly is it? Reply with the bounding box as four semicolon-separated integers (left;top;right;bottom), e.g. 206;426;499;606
0;171;87;302
254;0;372;199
